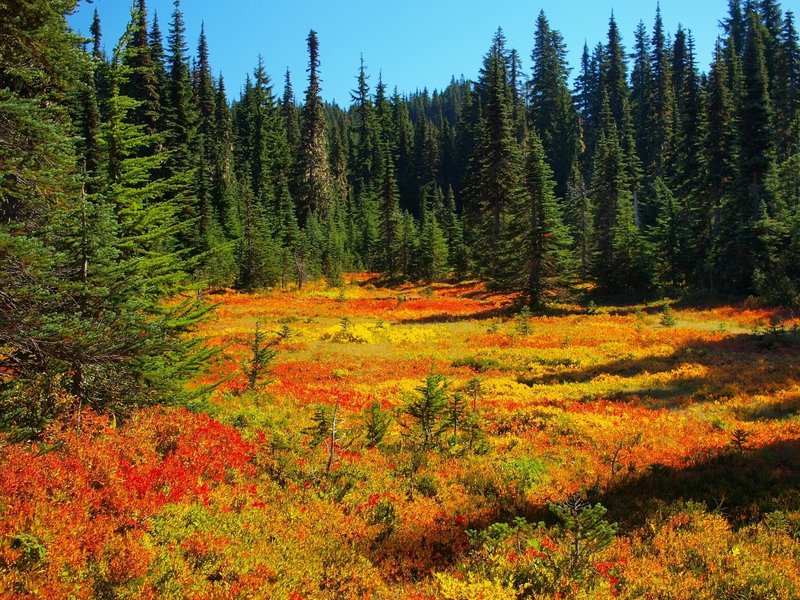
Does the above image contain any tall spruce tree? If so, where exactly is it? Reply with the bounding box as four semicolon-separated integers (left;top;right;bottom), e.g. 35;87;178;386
530;10;580;198
649;4;675;180
467;30;523;284
296;30;333;218
704;42;739;292
121;0;160;135
505;132;574;306
592;95;651;291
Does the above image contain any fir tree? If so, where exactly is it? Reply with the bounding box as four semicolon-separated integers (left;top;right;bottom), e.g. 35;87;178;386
505;132;574;307
418;189;450;283
564;159;595;278
592;95;650;291
631;20;654;177
378;143;402;277
739;10;775;216
296;30;333;218
468;30;523;284
281;68;301;163
121;0;161;135
648;4;675;180
530;11;580;198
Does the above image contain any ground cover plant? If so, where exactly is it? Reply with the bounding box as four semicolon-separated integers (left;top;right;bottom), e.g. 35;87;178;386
2;275;799;598
2;1;800;597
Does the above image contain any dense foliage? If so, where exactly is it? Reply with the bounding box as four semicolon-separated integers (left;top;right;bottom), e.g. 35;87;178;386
2;278;800;597
28;0;799;309
1;0;799;596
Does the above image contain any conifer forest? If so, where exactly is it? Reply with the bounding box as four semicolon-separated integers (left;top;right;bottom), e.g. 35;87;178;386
1;0;800;597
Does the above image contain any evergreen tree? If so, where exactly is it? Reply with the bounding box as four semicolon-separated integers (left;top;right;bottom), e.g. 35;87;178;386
378;143;402;277
164;0;195;172
296;30;333;218
349;56;381;197
162;0;197;254
192;25;234;287
530;10;580;198
148;12;169;132
603;14;630;130
775;11;800;159
281;68;301;165
237;179;280;290
403;373;450;451
273;178;301;288
467;30;523;284
649;177;684;287
671;28;705;196
739;10;775;213
418;188;450;283
648;4;675;180
631;20;654;176
704;42;739;292
2;6;214;437
592;95;651;291
723;0;747;56
121;0;161;135
505;132;574;307
564;159;595;278
575;42;602;171
399;210;420;280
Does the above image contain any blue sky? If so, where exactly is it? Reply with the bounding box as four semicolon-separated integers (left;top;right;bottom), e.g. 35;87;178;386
69;0;732;104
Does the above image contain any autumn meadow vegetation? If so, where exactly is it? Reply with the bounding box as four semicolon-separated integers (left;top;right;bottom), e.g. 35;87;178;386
2;274;800;598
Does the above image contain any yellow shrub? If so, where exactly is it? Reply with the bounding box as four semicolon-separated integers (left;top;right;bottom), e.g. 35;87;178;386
435;572;518;600
321;323;375;344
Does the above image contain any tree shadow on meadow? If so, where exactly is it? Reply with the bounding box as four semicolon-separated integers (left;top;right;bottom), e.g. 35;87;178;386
397;305;515;324
593;437;800;531
520;332;800;411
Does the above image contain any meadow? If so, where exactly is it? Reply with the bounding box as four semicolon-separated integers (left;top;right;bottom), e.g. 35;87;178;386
2;275;800;598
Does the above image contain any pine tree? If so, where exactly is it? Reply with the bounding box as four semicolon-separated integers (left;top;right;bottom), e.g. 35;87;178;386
775;11;800;159
530;10;580;198
739;10;775;214
604;14;629;130
468;30;523;284
505;132;575;307
90;7;103;60
192;25;234;287
671;28;704;196
592;95;650;292
575;42;602;173
564;158;595;278
631;20;654;176
281;68;301;164
649;177;683;287
164;0;195;172
296;30;333;218
3;7;215;437
723;0;747;56
161;0;198;255
704;42;739;292
121;0;161;137
399;210;419;280
403;373;450;451
648;4;675;180
418;188;450;283
349;55;381;197
274;178;301;288
378;143;402;277
148;12;169;132
236;179;280;290
413;115;439;212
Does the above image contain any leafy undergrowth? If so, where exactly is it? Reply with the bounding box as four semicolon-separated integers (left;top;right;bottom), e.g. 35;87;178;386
2;275;800;598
